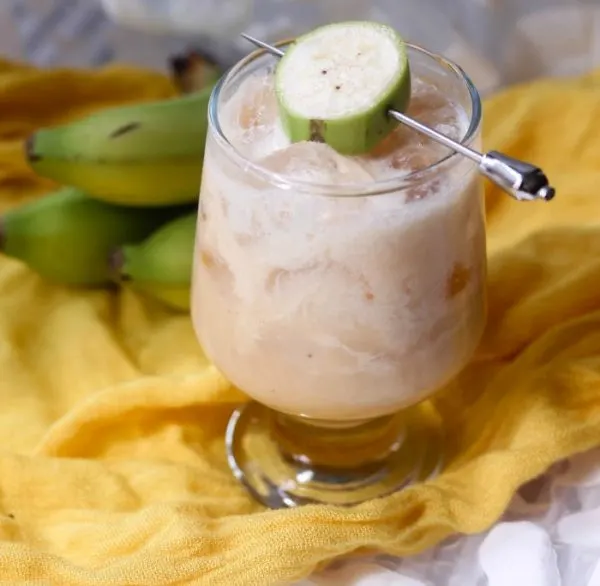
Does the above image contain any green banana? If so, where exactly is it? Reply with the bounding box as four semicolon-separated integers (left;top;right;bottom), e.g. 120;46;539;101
0;186;192;286
26;85;214;207
112;212;196;311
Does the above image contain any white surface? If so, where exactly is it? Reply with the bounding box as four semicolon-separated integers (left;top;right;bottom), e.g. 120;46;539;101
295;449;600;585
478;523;560;586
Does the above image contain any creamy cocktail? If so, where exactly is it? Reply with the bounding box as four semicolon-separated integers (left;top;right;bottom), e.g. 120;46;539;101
192;23;486;506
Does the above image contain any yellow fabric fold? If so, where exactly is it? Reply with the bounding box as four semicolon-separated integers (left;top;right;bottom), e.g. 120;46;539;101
0;58;599;585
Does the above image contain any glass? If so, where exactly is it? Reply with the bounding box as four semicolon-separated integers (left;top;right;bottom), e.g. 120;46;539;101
192;40;486;508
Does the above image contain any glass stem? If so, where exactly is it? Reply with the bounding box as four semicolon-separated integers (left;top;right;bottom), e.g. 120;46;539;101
270;411;406;470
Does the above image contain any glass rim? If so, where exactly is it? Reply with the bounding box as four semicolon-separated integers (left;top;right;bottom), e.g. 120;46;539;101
208;39;483;197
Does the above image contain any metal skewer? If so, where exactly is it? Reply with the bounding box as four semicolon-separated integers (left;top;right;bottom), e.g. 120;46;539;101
241;33;555;202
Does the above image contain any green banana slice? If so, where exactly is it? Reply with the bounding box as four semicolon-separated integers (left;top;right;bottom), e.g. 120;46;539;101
275;21;411;156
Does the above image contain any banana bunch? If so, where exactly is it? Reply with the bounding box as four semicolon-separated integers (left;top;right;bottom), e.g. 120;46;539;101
0;61;217;311
0;185;196;309
0;186;193;288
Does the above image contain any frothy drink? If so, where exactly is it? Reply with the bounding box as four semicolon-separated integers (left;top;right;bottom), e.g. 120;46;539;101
192;45;486;422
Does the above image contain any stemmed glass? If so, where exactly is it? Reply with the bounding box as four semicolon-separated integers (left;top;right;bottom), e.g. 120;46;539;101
191;40;486;508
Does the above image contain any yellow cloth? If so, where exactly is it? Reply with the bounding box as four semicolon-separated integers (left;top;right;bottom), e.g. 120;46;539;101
0;57;599;586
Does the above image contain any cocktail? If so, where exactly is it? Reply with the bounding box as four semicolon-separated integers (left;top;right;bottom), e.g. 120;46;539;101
192;22;487;507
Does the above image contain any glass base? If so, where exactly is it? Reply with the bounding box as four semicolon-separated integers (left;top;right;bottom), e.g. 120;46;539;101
225;401;445;508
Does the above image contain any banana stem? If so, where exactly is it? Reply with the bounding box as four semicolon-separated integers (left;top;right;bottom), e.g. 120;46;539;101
108;248;129;282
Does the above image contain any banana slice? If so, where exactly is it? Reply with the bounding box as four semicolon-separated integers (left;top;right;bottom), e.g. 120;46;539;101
275;21;411;156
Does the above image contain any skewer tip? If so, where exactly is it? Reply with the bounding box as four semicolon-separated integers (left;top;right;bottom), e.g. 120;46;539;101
538;186;556;201
240;33;285;57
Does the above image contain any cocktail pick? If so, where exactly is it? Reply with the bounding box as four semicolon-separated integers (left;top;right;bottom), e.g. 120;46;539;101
241;33;555;202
